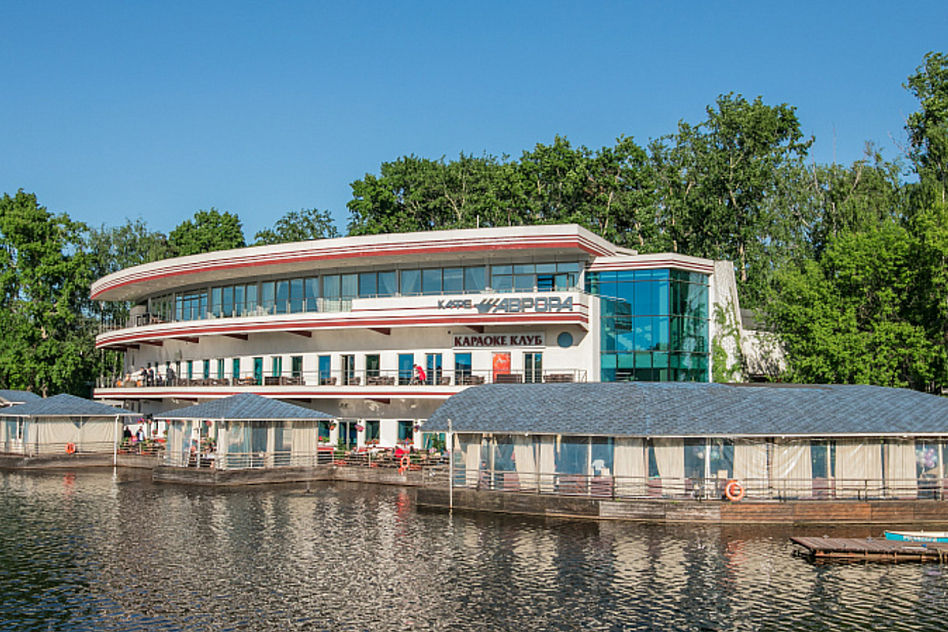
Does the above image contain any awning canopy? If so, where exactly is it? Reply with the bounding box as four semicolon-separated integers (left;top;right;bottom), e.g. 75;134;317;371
155;393;334;422
425;382;948;438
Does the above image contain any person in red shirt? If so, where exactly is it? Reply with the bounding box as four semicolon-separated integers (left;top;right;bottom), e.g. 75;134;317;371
413;364;426;384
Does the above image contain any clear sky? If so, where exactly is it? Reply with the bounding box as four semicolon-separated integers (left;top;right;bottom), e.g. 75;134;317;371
1;1;945;239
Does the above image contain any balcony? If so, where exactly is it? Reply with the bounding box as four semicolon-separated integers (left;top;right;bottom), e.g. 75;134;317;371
95;368;588;391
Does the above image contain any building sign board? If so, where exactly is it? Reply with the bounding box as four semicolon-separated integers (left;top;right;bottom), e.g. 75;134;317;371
438;295;574;314
453;333;545;348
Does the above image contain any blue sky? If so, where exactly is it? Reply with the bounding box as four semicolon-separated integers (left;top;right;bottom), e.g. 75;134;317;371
1;1;945;239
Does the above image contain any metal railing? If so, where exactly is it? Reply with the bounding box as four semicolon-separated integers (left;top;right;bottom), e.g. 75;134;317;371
96;368;588;389
439;471;948;502
162;447;447;471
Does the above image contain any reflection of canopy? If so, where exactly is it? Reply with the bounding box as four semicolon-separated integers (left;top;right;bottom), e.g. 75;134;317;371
155;393;334;421
427;383;948;438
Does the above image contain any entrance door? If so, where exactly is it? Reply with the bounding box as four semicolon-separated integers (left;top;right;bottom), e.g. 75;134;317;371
525;352;542;383
253;357;264;386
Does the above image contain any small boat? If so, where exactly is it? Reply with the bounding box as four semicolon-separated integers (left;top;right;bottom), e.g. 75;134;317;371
884;531;948;543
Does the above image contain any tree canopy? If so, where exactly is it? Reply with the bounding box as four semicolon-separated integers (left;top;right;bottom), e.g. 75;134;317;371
168;208;245;257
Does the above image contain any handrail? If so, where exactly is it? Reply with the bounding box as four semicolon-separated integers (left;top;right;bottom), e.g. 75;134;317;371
96;368;588;389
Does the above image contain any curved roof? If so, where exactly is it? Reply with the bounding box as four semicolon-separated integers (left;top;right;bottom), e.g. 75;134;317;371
425;383;948;437
91;224;618;302
0;393;137;418
155;393;334;421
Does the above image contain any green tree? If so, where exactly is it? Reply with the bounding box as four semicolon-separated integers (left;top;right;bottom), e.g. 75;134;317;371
0;190;98;396
168;208;245;256
905;51;948;206
650;94;812;306
254;208;340;245
766;222;938;390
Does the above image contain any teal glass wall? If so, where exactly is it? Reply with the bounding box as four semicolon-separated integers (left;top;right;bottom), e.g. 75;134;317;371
588;269;709;382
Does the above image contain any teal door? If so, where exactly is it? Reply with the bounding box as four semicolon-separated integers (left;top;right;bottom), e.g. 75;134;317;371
253;357;264;386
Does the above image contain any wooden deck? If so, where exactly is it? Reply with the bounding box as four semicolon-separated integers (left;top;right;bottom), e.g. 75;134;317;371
792;536;948;562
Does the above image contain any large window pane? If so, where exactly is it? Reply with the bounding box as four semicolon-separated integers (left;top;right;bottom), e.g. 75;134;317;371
378;271;397;297
401;269;421;295
464;267;485;292
341;274;358;298
359;272;377;297
322;275;340;299
422;269;442;295
443;268;463;294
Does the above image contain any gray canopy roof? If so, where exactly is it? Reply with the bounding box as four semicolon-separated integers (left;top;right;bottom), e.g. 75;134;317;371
425;382;948;438
0;390;43;405
0;393;137;418
155;393;334;421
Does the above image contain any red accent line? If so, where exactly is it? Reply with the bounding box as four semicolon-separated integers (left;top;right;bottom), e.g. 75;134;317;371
92;234;611;299
95;313;589;348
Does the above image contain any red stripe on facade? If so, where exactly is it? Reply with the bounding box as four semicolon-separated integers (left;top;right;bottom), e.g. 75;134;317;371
92;234;613;299
95;313;589;348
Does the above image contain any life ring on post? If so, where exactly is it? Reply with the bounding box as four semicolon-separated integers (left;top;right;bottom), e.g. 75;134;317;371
399;455;410;474
65;442;77;455
724;479;745;502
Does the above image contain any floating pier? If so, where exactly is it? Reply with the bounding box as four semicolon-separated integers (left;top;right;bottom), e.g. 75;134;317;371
792;536;948;562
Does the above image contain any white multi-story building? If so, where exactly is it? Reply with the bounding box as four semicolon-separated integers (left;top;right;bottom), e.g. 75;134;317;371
92;224;742;448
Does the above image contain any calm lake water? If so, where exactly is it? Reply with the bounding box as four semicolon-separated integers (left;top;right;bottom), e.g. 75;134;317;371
2;469;948;631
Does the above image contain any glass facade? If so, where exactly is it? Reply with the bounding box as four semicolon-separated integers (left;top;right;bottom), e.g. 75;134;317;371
144;261;580;324
588;269;709;382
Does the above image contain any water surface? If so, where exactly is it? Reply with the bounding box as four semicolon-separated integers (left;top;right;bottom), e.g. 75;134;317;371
1;469;947;631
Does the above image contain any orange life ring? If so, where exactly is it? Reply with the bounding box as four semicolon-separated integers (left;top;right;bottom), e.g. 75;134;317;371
65;442;76;454
398;455;411;474
724;479;745;502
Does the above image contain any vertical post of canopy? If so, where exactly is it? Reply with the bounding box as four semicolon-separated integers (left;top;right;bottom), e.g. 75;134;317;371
448;417;453;511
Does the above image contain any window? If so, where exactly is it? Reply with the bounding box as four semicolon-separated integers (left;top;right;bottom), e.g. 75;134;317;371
378;271;397;297
217;359;225;380
261;282;275;314
398;354;414;386
359;272;377;297
232;358;241;381
271;356;283;377
275;280;290;314
525;352;542;384
443;268;463;294
455;353;472;385
291;356;303;379
426;353;442;385
341;274;358;298
342;354;356;385
253;357;264;385
288;278;304;312
366;354;380;379
398;420;414;442
422;269;442;295
464;266;486;293
401;269;421;295
305;277;319;311
318;421;332;442
318;355;331;385
366;420;380;443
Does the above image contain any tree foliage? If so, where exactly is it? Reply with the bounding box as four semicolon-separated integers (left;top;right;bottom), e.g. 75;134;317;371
168;208;245;256
0;191;97;396
254;208;340;245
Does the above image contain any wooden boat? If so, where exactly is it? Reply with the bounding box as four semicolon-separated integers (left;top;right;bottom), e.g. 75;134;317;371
884;530;948;543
